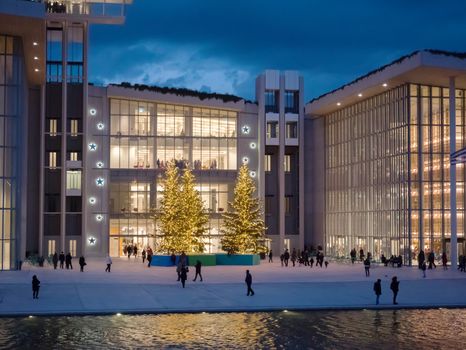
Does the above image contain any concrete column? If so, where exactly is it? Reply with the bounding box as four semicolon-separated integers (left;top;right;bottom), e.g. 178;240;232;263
298;77;305;250
60;22;68;254
449;76;458;269
38;83;46;256
278;76;285;254
81;22;88;256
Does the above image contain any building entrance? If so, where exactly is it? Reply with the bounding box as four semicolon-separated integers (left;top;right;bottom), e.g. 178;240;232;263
109;236;155;257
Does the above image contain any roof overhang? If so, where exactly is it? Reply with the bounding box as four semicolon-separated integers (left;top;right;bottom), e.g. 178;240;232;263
306;51;466;117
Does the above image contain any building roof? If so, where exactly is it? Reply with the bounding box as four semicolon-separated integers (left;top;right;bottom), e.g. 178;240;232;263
306;50;466;116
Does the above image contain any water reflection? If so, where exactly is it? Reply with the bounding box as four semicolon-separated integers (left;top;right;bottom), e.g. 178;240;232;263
0;309;465;349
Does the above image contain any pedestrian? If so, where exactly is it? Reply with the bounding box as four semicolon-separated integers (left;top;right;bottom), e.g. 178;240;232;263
193;260;203;282
142;249;146;264
180;251;187;266
133;245;138;257
284;249;290;267
127;246;132;259
268;250;273;263
32;275;40;299
52;252;58;270
310;257;314;268
390;276;399;305
359;248;365;262
280;254;284;267
421;261;427;278
105;255;112;272
291;248;297;267
59;251;65;269
418;250;425;269
65;252;73;270
79;256;86;272
245;270;254;296
442;252;448;270
364;257;371;277
373;278;382;305
350;248;356;264
147;251;153;267
180;265;188;288
428;251;436;269
176;261;182;281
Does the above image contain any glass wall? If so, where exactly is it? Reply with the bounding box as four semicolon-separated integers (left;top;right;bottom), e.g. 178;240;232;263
325;85;410;261
0;35;21;270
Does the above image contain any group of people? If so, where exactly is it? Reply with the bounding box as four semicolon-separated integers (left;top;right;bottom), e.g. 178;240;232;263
275;248;327;268
373;276;400;305
380;254;403;268
123;245;139;259
173;252;203;288
51;252;84;271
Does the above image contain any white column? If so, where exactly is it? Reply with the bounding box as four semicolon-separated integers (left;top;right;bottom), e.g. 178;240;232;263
449;76;458;269
60;22;68;254
278;76;285;254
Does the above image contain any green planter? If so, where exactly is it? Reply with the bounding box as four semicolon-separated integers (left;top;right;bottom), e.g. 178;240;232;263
187;254;217;266
215;254;260;265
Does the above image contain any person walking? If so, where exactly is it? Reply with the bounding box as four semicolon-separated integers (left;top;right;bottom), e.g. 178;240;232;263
418;250;425;269
268;250;273;263
421;261;427;278
180;265;188;288
284;249;290;267
52;252;58;270
79;256;86;272
350;248;356;264
193;260;203;282
291;248;297;267
428;251;436;269
364;257;371;277
105;255;112;272
280;253;284;267
147;247;153;267
373;279;382;305
59;252;65;269
32;275;40;299
133;245;138;258
441;252;448;270
390;276;399;305
245;270;254;296
142;249;146;264
65;252;73;270
176;261;182;281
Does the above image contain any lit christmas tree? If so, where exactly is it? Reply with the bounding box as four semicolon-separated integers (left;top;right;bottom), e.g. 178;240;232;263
221;164;267;254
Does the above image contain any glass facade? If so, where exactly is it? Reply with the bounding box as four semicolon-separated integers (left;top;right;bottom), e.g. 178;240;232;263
0;35;21;270
325;85;410;261
108;99;238;255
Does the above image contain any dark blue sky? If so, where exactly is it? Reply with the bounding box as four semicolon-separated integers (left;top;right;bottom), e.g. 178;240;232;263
89;0;466;101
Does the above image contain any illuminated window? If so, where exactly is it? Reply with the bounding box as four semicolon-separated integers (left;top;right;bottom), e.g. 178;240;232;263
49;119;58;136
70;152;78;161
265;195;273;215
49;152;57;168
70;119;78;136
265;90;279;113
284;155;291;172
66;170;81;190
265;154;271;172
286;122;298;138
69;240;77;257
285;91;299;113
266;121;279;138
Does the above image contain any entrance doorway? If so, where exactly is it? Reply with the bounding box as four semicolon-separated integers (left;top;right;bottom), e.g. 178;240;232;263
109;236;155;257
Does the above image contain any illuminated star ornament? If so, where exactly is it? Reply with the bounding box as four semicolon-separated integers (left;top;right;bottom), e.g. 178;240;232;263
241;125;250;135
88;237;96;245
96;177;105;186
89;143;97;151
96;161;104;168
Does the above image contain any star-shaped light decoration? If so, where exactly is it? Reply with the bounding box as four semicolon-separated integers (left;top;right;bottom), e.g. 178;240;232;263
88;237;96;245
96;177;105;186
96;161;104;168
96;214;104;222
89;143;97;151
241;125;250;135
97;122;104;130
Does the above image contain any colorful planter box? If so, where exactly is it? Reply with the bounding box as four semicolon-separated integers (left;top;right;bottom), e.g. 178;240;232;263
151;255;176;266
187;254;216;266
215;254;260;266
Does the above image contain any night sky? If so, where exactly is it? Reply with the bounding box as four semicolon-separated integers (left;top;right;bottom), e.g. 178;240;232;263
89;0;466;102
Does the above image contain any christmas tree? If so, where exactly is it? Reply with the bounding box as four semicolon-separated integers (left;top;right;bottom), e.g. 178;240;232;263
220;164;267;254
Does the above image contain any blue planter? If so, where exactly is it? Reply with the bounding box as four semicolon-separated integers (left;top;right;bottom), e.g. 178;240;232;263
151;255;185;266
215;254;260;266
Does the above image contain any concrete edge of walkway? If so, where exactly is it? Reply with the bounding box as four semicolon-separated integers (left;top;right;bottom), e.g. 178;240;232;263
1;303;465;318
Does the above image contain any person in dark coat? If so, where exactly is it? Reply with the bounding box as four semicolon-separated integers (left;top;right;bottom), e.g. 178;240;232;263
32;275;40;299
79;256;86;272
390;276;399;305
65;253;73;270
268;250;273;263
280;254;284;267
418;250;425;269
52;252;58;270
421;261;427;278
364;257;371;277
350;248;356;264
441;252;448;270
147;248;153;268
284;249;290;267
193;260;203;282
180;266;188;288
59;252;65;269
142;249;146;264
245;270;254;296
373;279;382;305
428;251;436;269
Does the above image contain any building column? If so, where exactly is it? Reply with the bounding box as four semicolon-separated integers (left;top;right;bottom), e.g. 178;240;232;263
449;76;458;269
278;76;286;254
60;22;68;253
81;21;89;256
39;83;46;256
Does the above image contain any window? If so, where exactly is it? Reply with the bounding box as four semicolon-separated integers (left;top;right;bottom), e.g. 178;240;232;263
286;122;298;138
285;195;292;214
284;155;291;172
265;195;273;215
49;152;57;168
70;152;78;161
69;240;77;257
66;170;81;190
285;91;299;113
48;240;56;256
265;90;278;113
49;119;58;136
265;154;271;172
70;119;78;136
266;121;279;139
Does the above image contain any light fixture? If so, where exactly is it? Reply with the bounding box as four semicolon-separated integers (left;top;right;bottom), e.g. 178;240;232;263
249;171;257;178
88;143;97;151
97;122;104;130
116;313;122;316
96;177;105;186
33;42;38;46
358;93;363;97
89;197;96;205
242;156;249;164
383;83;388;87
96;214;104;222
138;107;145;113
88;237;96;245
337;102;341;106
241;125;250;135
96;161;104;168
89;108;97;116
250;142;257;149
34;56;39;60
34;68;39;72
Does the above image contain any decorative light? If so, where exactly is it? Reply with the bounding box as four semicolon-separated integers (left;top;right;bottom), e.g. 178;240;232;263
283;310;289;313
250;142;257;149
34;68;39;72
89;197;96;205
89;108;97;116
96;177;105;186
249;171;257;178
88;237;96;245
96;214;104;222
116;313;122;316
89;143;97;151
241;125;250;135
242;157;249;164
33;42;38;46
96;161;104;168
337;102;341;106
34;56;39;60
383;83;388;87
97;122;104;130
358;93;363;97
